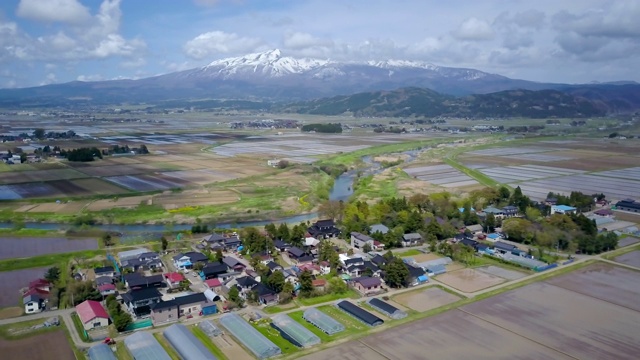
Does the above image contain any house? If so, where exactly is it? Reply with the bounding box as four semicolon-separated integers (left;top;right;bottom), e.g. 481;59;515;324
173;251;208;270
401;233;423;247
201;262;229;280
502;205;518;217
545;197;558;206
95;276;113;286
23;294;45;314
551;205;577;215
493;241;519;255
246;269;262;282
351;232;376;250
203;233;242;251
204;278;223;292
123;273;164;289
351;277;383;296
173;293;208;317
319;261;331;275
120;252;163;272
252;283;279;305
307;219;340;239
482;206;505;218
287;246;306;261
296;263;322;276
273;240;291;252
94;266;115;278
312;279;327;291
615;199;640;213
370;254;387;268
304;236;320;248
466;224;483;235
370;224;389;235
221;256;246;272
406;264;428;286
267;159;281;167
593;208;614;217
266;261;283;272
486;233;502;242
297;254;315;264
163;272;185;289
150;301;179;325
28;279;52;293
459;238;479;250
343;256;365;268
97;283;117;296
75;300;109;330
122;288;162;317
235;276;259;296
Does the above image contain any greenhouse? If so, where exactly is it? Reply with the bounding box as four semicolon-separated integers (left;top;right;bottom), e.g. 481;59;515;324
502;253;546;270
368;298;407;319
219;313;281;359
164;324;217;360
199;320;223;337
271;314;321;348
124;331;172;360
302;308;345;335
87;343;117;360
336;300;384;327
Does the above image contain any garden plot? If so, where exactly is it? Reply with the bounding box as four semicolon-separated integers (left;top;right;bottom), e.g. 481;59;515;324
105;174;186;191
468;147;557;156
71;178;130;195
27;201;90;213
392;287;460;312
475;266;527;280
0;331;76;360
403;164;477;188
614;251;640;268
86;195;153;211
436;268;505;293
517;173;640;200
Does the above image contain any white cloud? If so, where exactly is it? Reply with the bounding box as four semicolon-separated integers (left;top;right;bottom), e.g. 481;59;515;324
452;17;495;41
283;32;333;50
184;31;264;59
121;57;146;68
17;0;91;24
40;73;57;85
77;74;104;82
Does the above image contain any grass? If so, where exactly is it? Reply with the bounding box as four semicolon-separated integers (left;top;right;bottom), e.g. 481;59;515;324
0;228;62;237
395;249;422;257
0;318;60;340
296;289;360;306
190;326;229;360
602;244;640;260
263;302;299;314
251;321;299;355
153;333;181;360
70;312;90;342
115;341;133;360
0;249;105;272
470;255;535;274
443;156;502;188
0;307;23;319
316;305;368;336
287;311;333;342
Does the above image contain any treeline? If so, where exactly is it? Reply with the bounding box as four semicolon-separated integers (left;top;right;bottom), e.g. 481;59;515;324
61;147;103;162
301;123;342;133
102;144;149;155
547;191;599;212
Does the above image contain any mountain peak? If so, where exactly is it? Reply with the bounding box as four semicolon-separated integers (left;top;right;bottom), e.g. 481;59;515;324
203;49;330;77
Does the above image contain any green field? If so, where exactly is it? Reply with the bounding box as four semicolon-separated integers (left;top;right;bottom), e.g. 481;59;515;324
316;305;369;336
297;289;360;306
251;321;299;355
287;311;333;342
190;327;229;360
0;249;105;272
154;333;181;360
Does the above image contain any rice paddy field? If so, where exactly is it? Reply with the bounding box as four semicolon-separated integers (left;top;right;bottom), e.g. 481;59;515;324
301;262;640;360
402;164;478;188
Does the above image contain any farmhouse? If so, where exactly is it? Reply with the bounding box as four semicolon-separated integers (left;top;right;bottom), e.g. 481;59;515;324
593;208;614;217
266;261;283;272
287;246;307;261
28;279;52;293
97;283;116;296
76;300;109;330
401;233;423;247
124;273;164;289
502;205;519;217
274;240;291;252
122;287;162;317
615;199;640;213
221;256;246;272
336;300;384;326
94;266;115;278
493;241;520;254
120;252;163;272
351;276;383;296
150;301;178;325
307;219;340;239
173;251;208;270
551;205;578;215
23;294;45;314
174;293;209;317
204;278;223;292
163;272;185;288
351;232;375;249
200;262;229;280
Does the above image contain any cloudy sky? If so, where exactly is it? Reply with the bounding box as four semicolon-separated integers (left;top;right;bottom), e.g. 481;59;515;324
1;0;639;88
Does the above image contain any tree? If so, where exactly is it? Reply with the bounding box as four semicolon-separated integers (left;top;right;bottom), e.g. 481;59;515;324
193;262;205;271
290;224;306;247
282;281;294;295
277;160;290;169
318;200;344;220
328;277;348;294
101;233;114;247
498;186;511;200
228;286;243;307
33;128;46;139
267;270;285;293
264;223;277;239
113;312;133;332
277;223;290;242
299;270;314;296
362;243;372;253
161;236;168;251
484;213;496;232
215;249;224;262
384;257;409;288
44;266;61;284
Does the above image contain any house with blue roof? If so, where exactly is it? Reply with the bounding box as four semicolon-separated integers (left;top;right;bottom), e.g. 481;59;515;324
551;205;577;215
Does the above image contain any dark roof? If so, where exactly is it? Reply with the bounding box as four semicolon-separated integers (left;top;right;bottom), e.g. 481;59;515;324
337;300;383;326
173;293;206;306
344;257;365;266
369;298;400;315
204;233;226;242
236;276;258;288
362;261;380;272
122;288;161;303
502;205;518;211
370;254;386;267
493;241;517;251
150;300;178;311
288;246;305;258
94;266;114;274
315;219;336;227
95;276;113;285
184;251;208;262
223;236;241;245
352;276;382;288
125;273;164;288
460;238;479;248
222;256;244;268
253;283;276;296
297;255;315;263
266;261;282;270
202;262;228;276
273;240;290;249
616;199;640;210
406;264;425;278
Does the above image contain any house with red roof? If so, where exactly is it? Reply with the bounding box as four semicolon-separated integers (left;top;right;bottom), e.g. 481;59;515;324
97;283;116;296
29;279;52;293
75;300;110;330
163;272;185;288
204;278;222;292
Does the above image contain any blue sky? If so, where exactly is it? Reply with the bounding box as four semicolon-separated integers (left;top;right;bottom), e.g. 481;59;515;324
0;0;639;88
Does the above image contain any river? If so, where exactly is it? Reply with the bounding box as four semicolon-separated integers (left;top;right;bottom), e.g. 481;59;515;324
0;149;424;235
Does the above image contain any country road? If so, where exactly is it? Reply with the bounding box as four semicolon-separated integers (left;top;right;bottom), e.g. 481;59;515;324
1;244;636;351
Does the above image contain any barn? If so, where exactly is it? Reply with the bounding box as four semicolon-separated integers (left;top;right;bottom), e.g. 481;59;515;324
336;300;383;326
76;300;110;330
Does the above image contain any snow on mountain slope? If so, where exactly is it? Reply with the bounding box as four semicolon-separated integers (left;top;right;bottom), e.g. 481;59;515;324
201;49;330;78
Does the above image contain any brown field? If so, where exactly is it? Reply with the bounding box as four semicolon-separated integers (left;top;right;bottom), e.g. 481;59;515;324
0;307;23;319
403;253;441;262
76;164;155;177
72;178;130;194
27;201;89;213
392;287;460;312
546;262;640;312
618;236;640;247
0;168;87;185
212;333;253;360
614;251;640;268
86;195;152;211
435;268;505;293
613;211;640;223
0;330;75;360
14;204;38;212
475;265;528;280
154;190;238;209
303;262;640;360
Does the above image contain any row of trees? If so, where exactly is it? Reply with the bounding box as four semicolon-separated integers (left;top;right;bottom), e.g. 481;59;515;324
301;123;343;133
106;295;133;332
61;147;103;162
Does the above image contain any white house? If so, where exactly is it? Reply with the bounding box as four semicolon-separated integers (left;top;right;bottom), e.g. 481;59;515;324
551;205;577;215
76;300;110;330
23;294;45;314
267;159;281;167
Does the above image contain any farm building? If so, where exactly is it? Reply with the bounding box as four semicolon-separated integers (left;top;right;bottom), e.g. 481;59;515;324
336;300;384;327
502;253;546;270
124;331;172;360
551;205;577;215
302;308;345;335
76;300;109;330
199;320;222;337
87;343;117;360
117;248;151;261
415;257;452;271
164;324;217;360
219;313;281;359
271;314;321;347
615;199;640;213
367;298;407;319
